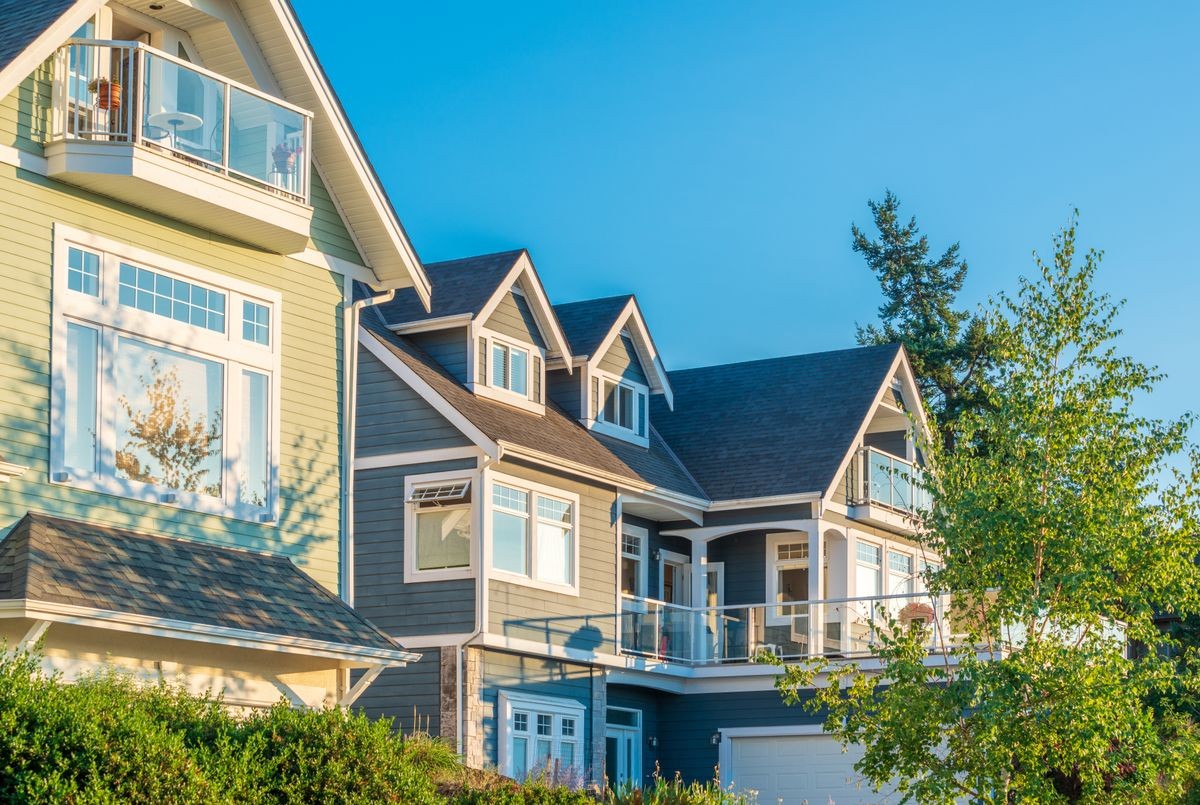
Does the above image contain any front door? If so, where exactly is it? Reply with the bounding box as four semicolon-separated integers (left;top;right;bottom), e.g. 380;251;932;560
605;708;642;789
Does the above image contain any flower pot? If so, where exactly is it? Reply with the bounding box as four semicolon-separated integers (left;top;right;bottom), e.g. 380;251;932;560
92;82;121;111
273;153;296;174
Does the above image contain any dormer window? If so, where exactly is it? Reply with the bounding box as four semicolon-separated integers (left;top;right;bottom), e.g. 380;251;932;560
475;330;545;413
492;341;530;396
592;372;648;443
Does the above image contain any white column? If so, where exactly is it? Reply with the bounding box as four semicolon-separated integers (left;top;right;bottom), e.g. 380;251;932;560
690;538;708;661
809;524;824;653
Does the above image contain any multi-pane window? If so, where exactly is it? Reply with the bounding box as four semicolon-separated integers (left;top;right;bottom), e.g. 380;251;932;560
597;376;648;437
889;551;915;595
767;535;810;626
491;478;577;591
407;478;473;577
501;693;584;782
491;341;529;396
856;542;883;598
51;228;279;521
242;300;270;346
621;529;645;597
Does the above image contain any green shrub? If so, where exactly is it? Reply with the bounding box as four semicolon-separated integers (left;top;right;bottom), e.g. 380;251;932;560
605;768;753;805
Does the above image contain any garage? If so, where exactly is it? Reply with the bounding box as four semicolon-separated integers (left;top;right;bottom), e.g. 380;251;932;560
721;729;897;804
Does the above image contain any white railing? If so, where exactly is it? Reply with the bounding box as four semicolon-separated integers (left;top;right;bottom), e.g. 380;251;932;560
619;591;959;666
852;446;930;513
51;40;312;203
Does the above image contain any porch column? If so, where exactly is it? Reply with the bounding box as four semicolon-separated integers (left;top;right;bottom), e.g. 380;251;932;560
809;524;824;653
691;539;708;662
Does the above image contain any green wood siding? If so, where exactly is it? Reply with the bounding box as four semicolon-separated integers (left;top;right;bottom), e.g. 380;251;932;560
597;334;647;385
488;460;619;650
0;160;346;591
484;290;545;348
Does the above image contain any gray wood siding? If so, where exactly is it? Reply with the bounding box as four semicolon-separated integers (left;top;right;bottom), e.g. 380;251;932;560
864;429;907;458
479;648;597;774
356;347;472;456
597;334;647;385
656;689;822;784
700;504;812;529
353;649;443;735
623;514;688;600
547;369;582;419
409;328;470;384
708;531;767;606
488;460;619;652
484;291;545;348
354;459;478;636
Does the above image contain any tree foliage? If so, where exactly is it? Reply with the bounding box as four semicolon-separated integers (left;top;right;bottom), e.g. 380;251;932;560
854;191;996;447
777;217;1200;803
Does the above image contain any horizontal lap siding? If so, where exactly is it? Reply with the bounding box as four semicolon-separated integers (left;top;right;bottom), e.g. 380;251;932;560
354;460;478;636
597;334;646;385
606;684;662;787
353;648;443;736
307;173;362;264
408;329;469;384
546;369;582;419
488;460;618;651
479;648;596;772
709;532;767;606
0;67;51;155
356;347;471;455
658;689;822;784
484;291;545;348
0;161;345;591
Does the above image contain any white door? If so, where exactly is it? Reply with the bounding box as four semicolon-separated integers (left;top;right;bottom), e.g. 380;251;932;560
726;734;897;804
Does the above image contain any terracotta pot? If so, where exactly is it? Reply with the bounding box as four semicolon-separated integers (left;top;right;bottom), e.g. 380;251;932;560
94;82;121;111
273;153;296;174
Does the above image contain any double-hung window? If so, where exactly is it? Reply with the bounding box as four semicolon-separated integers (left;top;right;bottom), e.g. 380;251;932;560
766;534;810;627
476;330;544;411
620;525;647;598
491;341;530;396
51;225;280;521
490;474;578;594
499;691;585;781
404;472;474;581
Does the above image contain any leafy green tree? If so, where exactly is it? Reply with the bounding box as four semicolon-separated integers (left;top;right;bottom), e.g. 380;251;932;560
854;191;996;448
776;217;1200;803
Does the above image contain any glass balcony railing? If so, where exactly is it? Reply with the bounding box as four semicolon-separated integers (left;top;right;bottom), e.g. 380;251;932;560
52;40;312;202
856;447;930;513
618;591;960;666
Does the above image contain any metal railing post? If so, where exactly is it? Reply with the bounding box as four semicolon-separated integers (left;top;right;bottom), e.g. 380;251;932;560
222;80;231;176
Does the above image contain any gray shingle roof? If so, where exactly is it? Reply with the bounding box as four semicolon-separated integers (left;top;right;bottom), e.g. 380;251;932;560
0;512;405;654
0;0;75;73
650;344;901;501
553;295;632;358
365;325;705;498
367;250;525;326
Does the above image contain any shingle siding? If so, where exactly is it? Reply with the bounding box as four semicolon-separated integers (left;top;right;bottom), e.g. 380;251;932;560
353;459;478;637
356;347;472;456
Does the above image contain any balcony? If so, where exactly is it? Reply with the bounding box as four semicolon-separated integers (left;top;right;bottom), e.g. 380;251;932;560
45;40;314;254
847;447;929;531
617;592;959;667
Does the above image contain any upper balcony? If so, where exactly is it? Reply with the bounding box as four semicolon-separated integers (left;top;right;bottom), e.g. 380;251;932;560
45;40;314;254
846;446;929;532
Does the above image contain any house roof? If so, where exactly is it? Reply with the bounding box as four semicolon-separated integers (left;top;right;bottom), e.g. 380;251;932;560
0;512;407;656
362;325;704;499
0;0;429;301
650;344;902;501
369;250;526;326
553;295;635;358
0;0;74;72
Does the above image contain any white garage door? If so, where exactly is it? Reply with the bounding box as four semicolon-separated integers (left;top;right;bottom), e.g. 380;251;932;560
727;734;896;805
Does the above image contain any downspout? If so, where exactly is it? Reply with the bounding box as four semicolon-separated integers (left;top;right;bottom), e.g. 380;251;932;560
340;286;396;607
459;447;501;758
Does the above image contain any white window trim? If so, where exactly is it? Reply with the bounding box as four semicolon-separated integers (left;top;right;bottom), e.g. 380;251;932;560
887;546;917;597
620;523;649;599
765;532;811;627
403;469;478;583
486;471;580;596
471;326;546;415
854;536;885;600
658;548;689;605
848;532;940;599
49;223;282;523
590;368;649;447
497;690;586;781
605;705;643;789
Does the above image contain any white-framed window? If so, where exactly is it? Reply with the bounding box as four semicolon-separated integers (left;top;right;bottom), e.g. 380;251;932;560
488;472;579;595
403;470;476;582
855;540;884;600
591;370;648;444
620;524;648;598
499;691;585;782
492;340;530;396
888;550;915;596
475;328;545;412
50;224;280;522
766;533;810;626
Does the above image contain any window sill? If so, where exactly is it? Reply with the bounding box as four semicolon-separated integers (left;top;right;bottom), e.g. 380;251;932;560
49;473;276;525
589;419;649;447
490;569;579;598
471;382;545;415
404;565;476;584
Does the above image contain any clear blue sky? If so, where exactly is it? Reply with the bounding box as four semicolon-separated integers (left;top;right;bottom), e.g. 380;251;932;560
297;1;1198;428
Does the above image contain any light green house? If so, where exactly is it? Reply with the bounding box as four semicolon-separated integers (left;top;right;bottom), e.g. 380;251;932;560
0;0;429;708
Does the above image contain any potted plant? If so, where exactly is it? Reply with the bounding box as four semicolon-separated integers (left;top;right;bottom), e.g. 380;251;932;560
87;77;121;111
272;141;302;174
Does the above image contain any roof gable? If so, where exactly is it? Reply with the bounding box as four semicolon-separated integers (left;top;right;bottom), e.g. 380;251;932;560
554;295;673;406
0;0;429;302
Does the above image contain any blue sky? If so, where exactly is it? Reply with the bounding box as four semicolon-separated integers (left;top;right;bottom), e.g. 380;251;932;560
297;2;1198;427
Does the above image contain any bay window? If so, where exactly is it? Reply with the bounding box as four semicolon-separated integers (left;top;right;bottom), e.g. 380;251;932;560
499;691;585;781
490;474;578;594
404;473;475;582
50;225;279;521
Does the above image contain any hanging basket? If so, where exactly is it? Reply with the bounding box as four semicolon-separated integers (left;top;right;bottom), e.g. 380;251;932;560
88;79;122;111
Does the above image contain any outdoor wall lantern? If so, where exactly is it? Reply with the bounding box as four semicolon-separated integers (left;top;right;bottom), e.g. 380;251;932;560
710;732;721;746
647;736;658;749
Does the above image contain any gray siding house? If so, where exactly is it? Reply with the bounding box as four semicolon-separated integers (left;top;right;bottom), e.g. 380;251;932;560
351;249;937;804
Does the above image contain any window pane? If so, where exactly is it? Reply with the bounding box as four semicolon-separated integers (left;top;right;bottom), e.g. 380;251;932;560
242;300;270;346
856;563;882;597
537;496;571;524
536;714;553;736
118;264;225;334
621;555;640;596
618;385;634;428
889;551;914;595
777;566;808;603
637;391;647;437
602;380;617;423
67;247;100;297
491;343;508;388
64;323;98;472
510;347;528;395
536;521;572;586
416;508;471;570
493;484;528;513
560;741;575;769
535;738;552;768
511;736;528;780
114;337;223;496
561;717;575;737
856;542;882;565
239;370;269;507
621;532;643;557
493;510;527;575
514;712;528;732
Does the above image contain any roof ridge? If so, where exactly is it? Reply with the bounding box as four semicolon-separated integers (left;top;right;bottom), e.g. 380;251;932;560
553;294;634;309
424;248;527;269
669;342;900;376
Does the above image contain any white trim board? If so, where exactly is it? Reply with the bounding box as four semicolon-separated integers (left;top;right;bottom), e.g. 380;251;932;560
355;446;482;470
